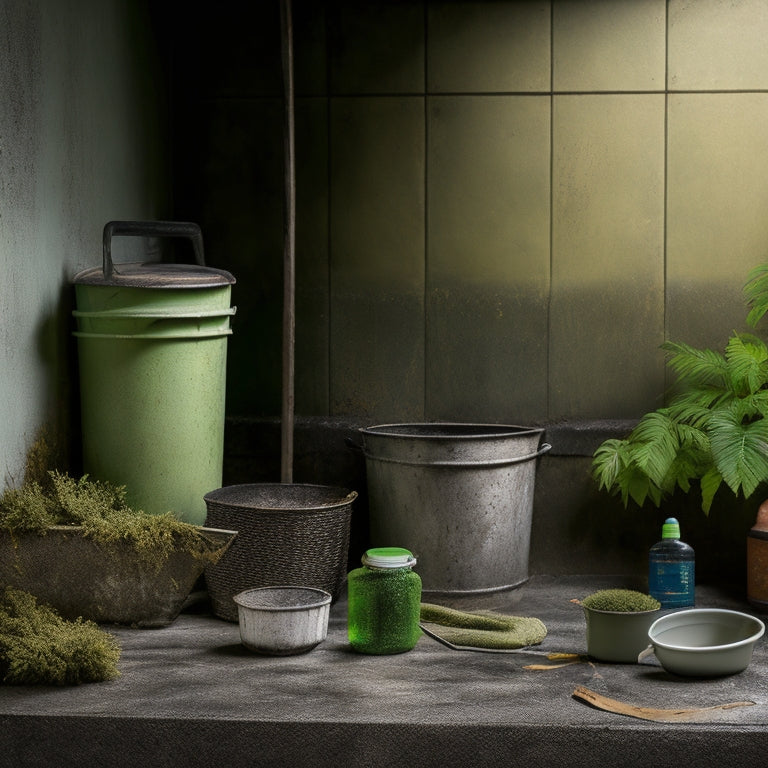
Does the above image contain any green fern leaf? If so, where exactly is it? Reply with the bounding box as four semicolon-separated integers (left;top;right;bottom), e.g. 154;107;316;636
592;439;628;491
744;262;768;328
731;397;765;424
628;411;680;487
673;422;709;452
708;408;768;498
626;470;661;508
725;333;768;395
662;341;728;386
700;467;723;515
591;261;768;512
666;442;710;494
666;390;729;427
743;390;768;415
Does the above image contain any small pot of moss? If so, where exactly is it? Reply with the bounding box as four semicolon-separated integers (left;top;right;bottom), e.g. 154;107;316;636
581;589;661;663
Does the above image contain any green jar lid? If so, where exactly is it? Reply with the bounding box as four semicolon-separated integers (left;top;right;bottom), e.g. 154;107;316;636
362;547;417;569
661;517;681;539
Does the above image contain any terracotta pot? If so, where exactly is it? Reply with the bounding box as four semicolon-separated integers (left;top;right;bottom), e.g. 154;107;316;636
747;500;768;611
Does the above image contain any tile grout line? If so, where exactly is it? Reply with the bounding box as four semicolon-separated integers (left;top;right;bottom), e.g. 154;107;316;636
423;1;429;420
547;0;555;422
663;0;670;398
326;7;333;419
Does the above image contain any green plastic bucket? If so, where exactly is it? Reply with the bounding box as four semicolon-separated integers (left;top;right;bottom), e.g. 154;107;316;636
72;221;236;526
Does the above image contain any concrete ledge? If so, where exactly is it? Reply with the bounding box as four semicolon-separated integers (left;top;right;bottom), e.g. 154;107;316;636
541;418;638;455
222;417;638;473
0;576;765;767
4;716;768;767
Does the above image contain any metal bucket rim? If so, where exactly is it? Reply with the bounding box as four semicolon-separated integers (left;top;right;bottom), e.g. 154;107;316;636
360;422;545;440
204;483;358;512
233;586;332;612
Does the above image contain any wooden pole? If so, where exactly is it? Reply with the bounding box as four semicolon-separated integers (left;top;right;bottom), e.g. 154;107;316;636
280;0;295;484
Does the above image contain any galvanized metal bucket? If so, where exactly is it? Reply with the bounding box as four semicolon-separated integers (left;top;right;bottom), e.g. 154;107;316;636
72;221;236;525
359;423;551;596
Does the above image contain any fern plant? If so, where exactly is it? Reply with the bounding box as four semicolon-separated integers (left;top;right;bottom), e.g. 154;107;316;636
593;263;768;513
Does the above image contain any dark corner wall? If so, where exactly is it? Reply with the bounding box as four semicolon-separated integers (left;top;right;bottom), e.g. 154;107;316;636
0;0;169;490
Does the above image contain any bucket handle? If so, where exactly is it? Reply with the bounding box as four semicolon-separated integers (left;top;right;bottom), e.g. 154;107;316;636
350;441;552;468
103;220;205;280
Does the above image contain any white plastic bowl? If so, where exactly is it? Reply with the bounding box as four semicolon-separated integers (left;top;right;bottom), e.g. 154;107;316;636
642;608;765;677
233;586;331;656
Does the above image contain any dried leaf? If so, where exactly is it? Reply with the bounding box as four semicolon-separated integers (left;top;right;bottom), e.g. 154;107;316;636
573;686;755;723
524;652;586;670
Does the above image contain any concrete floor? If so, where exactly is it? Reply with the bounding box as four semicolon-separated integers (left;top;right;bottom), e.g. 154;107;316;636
0;574;766;767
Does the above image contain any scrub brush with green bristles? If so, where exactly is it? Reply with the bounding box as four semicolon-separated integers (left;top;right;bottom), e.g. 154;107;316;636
420;603;547;650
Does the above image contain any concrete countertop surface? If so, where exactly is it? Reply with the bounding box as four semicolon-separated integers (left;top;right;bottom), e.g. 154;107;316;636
0;574;767;767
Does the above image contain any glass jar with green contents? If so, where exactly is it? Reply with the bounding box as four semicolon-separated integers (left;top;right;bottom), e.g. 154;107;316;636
347;547;422;654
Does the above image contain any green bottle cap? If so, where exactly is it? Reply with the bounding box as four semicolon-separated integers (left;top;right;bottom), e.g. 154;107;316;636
363;547;416;568
661;517;681;539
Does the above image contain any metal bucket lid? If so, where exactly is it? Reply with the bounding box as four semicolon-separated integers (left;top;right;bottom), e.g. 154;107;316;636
73;261;235;289
72;220;236;289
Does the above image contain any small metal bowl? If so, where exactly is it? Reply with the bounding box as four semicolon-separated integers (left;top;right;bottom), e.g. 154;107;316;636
640;608;765;677
233;586;332;656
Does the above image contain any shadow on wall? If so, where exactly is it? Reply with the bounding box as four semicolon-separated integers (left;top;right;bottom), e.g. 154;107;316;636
533;454;757;592
28;273;83;486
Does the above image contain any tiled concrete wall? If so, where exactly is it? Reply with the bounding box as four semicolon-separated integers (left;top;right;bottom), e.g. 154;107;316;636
168;0;768;427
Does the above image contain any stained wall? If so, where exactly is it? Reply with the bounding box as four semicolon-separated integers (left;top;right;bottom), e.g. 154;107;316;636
0;0;168;490
168;0;768;426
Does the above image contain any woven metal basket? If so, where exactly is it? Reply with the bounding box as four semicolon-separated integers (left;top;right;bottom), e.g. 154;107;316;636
203;483;357;622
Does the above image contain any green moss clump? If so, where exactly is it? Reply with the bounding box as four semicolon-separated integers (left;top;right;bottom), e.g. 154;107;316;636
0;481;58;532
582;589;661;613
22;426;64;488
0;587;120;685
0;471;224;571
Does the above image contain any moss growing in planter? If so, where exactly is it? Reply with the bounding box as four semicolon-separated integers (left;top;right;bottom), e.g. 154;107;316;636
0;587;120;685
582;589;661;613
0;471;222;571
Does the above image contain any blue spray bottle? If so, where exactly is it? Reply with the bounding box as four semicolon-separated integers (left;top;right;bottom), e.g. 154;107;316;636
648;517;695;608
